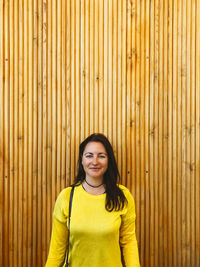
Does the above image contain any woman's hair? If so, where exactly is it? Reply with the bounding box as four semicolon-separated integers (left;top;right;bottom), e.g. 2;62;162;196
74;133;127;212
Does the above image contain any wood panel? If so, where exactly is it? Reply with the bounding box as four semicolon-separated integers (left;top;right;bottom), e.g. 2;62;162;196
0;0;200;266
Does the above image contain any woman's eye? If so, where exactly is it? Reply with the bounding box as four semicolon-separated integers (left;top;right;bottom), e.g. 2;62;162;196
85;155;93;158
99;155;106;158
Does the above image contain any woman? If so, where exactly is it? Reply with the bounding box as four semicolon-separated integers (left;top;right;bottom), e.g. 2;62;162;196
46;133;140;267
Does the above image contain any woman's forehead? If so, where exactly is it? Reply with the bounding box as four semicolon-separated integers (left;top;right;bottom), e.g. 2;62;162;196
83;142;107;153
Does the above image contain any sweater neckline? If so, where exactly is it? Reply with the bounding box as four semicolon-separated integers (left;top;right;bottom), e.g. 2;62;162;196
79;184;106;199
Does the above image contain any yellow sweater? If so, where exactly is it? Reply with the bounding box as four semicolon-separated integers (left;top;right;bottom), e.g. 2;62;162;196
46;184;140;267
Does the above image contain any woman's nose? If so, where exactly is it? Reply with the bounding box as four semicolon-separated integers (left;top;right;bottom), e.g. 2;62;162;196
92;157;98;164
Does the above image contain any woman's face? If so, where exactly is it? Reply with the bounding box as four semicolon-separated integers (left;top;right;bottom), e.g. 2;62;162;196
82;141;108;181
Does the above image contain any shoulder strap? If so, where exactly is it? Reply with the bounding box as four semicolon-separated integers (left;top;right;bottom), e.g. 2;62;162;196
65;186;75;267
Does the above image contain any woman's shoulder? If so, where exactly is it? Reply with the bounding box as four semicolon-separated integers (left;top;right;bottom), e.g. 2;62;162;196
118;184;127;190
118;184;136;215
118;184;131;194
54;186;78;210
118;184;134;202
53;186;76;222
57;186;73;199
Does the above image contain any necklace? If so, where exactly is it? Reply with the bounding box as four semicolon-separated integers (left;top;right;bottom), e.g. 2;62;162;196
85;179;104;188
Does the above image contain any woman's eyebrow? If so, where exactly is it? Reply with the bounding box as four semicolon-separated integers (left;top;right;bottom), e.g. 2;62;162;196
84;152;107;155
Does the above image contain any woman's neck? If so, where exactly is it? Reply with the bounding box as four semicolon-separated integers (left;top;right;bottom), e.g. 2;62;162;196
82;179;106;195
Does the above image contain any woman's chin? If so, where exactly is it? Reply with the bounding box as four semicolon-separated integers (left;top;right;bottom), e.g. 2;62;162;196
88;172;104;180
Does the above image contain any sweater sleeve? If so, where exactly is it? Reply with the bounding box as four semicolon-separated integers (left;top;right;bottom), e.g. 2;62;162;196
45;189;70;267
119;189;140;267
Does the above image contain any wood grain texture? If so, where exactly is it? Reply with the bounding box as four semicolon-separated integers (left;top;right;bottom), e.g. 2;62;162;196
0;0;200;266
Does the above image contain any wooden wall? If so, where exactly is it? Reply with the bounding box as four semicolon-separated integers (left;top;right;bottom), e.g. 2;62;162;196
0;0;200;266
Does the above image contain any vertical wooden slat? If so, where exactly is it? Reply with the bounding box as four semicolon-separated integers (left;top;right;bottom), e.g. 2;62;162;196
186;1;191;266
65;12;70;179
181;0;186;264
80;0;85;139
85;0;90;136
135;0;140;243
89;0;94;134
140;0;145;263
196;1;200;266
13;0;19;265
158;0;164;265
144;0;150;266
51;0;57;206
18;1;24;267
4;0;9;266
18;0;24;264
75;0;80;162
154;1;159;265
61;0;66;191
163;1;169;266
149;0;155;265
126;0;134;191
112;0;117;149
33;0;38;266
61;0;66;187
66;0;71;184
42;0;47;263
27;0;33;264
121;0;127;186
46;0;52;250
117;0;122;175
177;0;182;266
37;0;43;263
134;1;141;255
0;0;4;265
94;0;99;132
23;0;28;265
190;1;196;266
57;0;61;194
56;1;61;194
103;0;108;135
172;0;178;266
98;0;104;134
108;0;113;141
8;0;14;265
70;0;76;181
168;0;173;265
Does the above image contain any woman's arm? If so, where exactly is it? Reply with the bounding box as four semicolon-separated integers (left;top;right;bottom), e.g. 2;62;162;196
45;188;70;267
45;217;68;267
120;189;140;267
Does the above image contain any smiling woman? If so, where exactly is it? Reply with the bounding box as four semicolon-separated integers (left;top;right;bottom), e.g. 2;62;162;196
45;133;140;267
